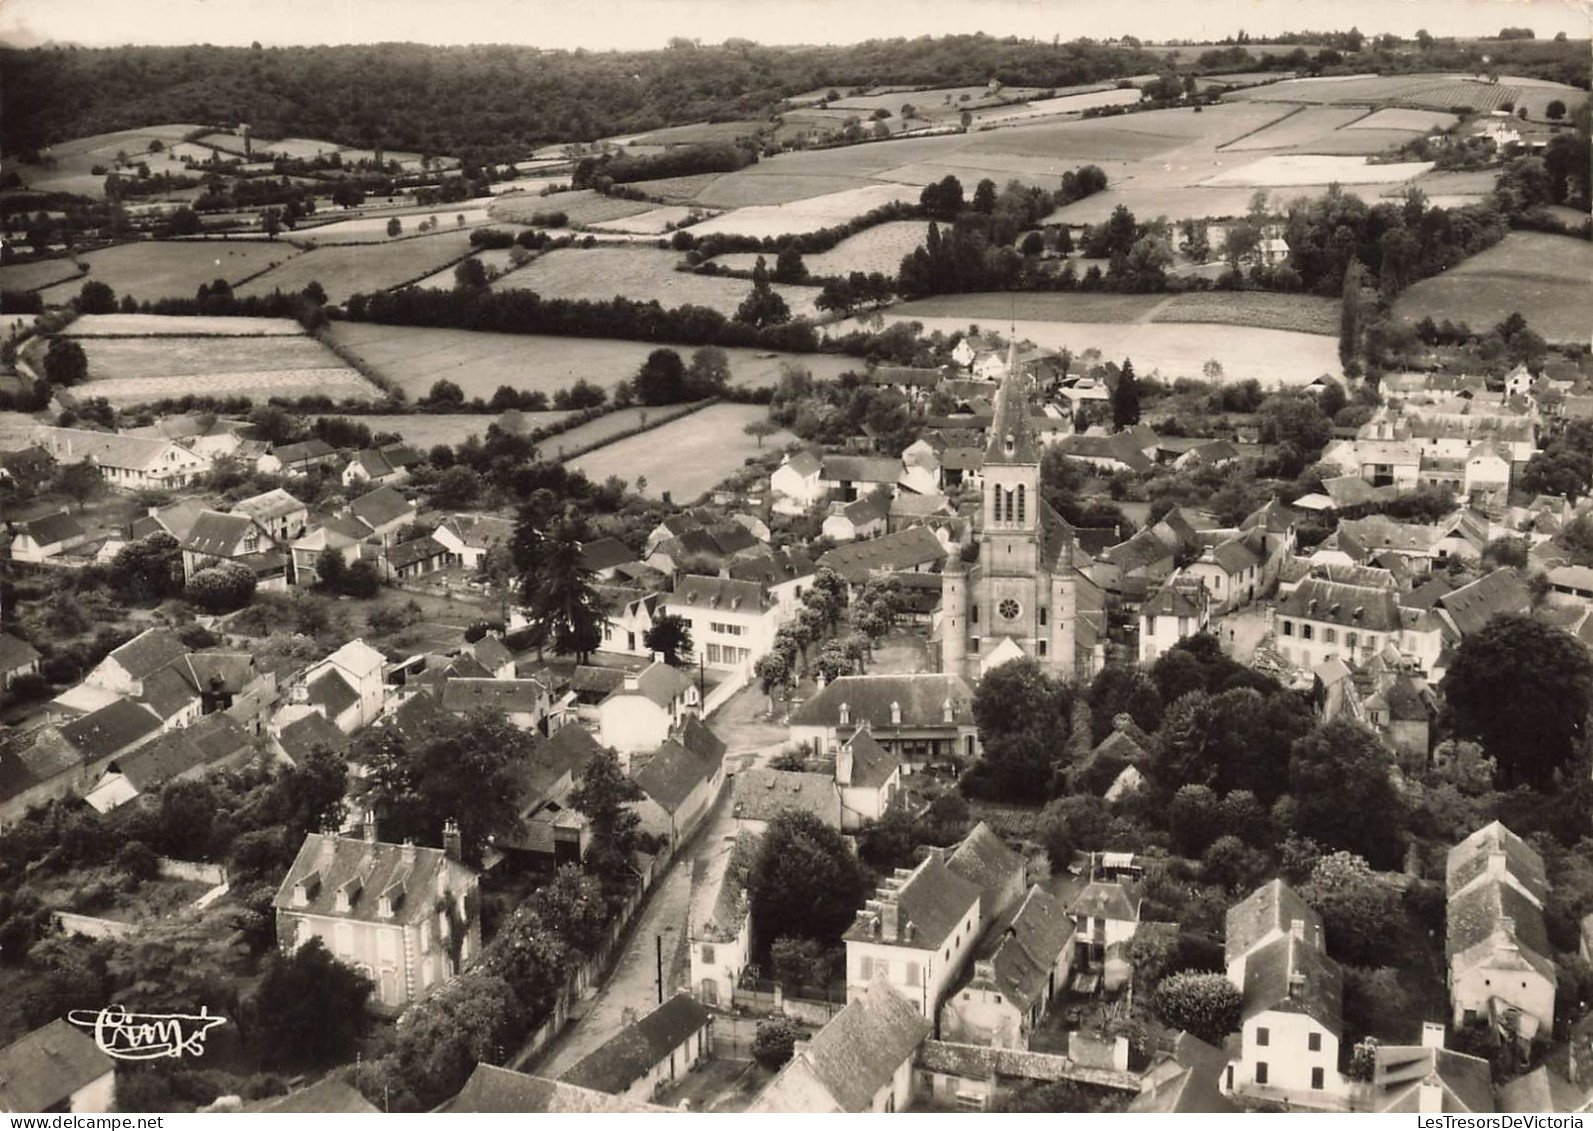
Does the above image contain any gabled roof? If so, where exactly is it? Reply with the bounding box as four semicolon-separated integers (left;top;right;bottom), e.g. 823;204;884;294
1057;432;1154;474
107;729;209;792
665;575;769;615
1143;578;1205;618
38;426;201;471
975;886;1074;1009
351;448;396;478
751;977;931;1113
840;494;890;526
1446;879;1555;983
845;854;981;949
1374;1045;1494;1114
947;821;1024;921
0;1019;115;1113
1225;879;1323;967
790;673;974;730
0;632;41;672
19;509;85;546
440;678;547;716
559;994;711;1094
777;450;822;478
1277;577;1402;633
138;664;201;720
129;497;210;542
277;711;352;763
247;1076;379;1113
437;513;515;549
232;487;306;524
1434;568;1531;639
631;720;726;813
182;510;257;557
1068;880;1141;924
578;537;636;573
272;438;336;464
817;526;946;582
307;668;359;718
602;660;693;711
58;698;162;762
985;364;1040;466
271;833;474;926
444;1064;664;1113
1208;537;1261;575
1241;932;1343;1032
727;548;817;587
1100;528;1173;572
103;627;188;682
472;634;514;671
820;455;904;484
385;535;451;571
346;484;415;530
1447;821;1549;905
732;768;842;827
838;727;902;791
869;365;942;387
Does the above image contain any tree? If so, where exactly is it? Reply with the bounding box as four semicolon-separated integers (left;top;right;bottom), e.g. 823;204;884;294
747;810;867;962
453;257;488;289
430;465;483;509
51;461;102;512
1151;972;1243;1045
251;938;372;1070
1287;721;1408;868
386;217;402;237
744;419;778;448
184;562;257;612
359;709;527;866
754;651;792;713
513;505;604;662
77;280;116;314
972;178;998;213
1339;259;1365;372
108;532;183;603
643;614;693;666
772;246;807;284
972;658;1070;800
43;337;89;386
569;747;645;882
734;257;791;328
753;1018;805;1069
920;175;965;220
686;346;732;397
1443;614;1593;788
1109;358;1141;430
1300;851;1402;966
633;348;688;405
1548;99;1567;121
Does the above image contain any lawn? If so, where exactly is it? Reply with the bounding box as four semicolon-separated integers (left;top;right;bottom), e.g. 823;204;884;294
971;87;1144;127
1392;231;1593;344
715;220;930;277
348;412;574;448
234;229;478;304
565;403;795;500
845;312;1341;386
687;184;921;239
62;314;307;337
490;247;821;319
32;241;305;306
1202;155;1432;187
324;322;864;400
623;120;768;146
0;256;85;293
1152;291;1340;336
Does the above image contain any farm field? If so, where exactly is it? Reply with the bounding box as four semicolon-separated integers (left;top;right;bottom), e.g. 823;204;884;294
19;123;208;196
1202;155;1432;187
587;206;706;234
71;333;343;380
687;184;921;239
619;173;727;203
290;209;495;244
490;190;656;227
33;241;303;306
62;314;307;337
488;176;570;196
1347;107;1460;132
77;369;378;407
0;257;85;293
412;248;524;289
491;247;821;319
891;292;1166;323
1222;107;1369;151
0;412;40;448
234;229;478;304
324;322;865;400
1392;231;1593;344
1195;72;1294;91
343;412;575;448
1232;72;1586;120
565;403;796;501
971;87;1143;127
540;404;699;460
1150;292;1339;335
842;313;1341;386
715;220;930;277
623;120;767;146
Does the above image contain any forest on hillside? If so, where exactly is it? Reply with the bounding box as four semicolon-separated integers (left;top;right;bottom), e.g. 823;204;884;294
0;36;1165;162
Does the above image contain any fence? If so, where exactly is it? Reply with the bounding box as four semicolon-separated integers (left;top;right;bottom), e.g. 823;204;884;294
157;857;226;885
53;911;137;940
703;657;753;718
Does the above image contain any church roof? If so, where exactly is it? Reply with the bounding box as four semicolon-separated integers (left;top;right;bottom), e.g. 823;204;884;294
984;353;1039;466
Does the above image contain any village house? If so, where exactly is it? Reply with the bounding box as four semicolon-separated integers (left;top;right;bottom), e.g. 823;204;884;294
823;494;890;543
0;633;41;691
938;886;1074;1050
229;487;309;543
341;443;422;489
820;454;903;503
1067;880;1142;983
595;660;700;762
272;828;481;1014
128;498;209;544
268;438;340;475
443;1064;667;1113
596;587;661;658
817;525;949;590
34;426;211;490
751;976;931;1113
1224;929;1347;1107
0;1018;116;1114
844;847;982;1020
789;673;980;764
731;768;843;835
1092;528;1176;603
690;868;752;1008
559;993;712;1103
1184;536;1263;615
1055;432;1155;476
1446;821;1556;1042
770;450;825;515
180;510;290;590
496;724;604;871
0;698;165;825
834;726;903;830
84;628;188;698
1275;578;1403;670
629;717;727;853
1131;1032;1237;1114
646;523;762;576
374;534;455;582
662;575;780;670
439;678;551;732
1370;1025;1495;1114
345;484;418;545
10;510;88;563
1138;574;1211;663
280;638;388;735
433;513;516;572
726;548;817;619
289;513;370;586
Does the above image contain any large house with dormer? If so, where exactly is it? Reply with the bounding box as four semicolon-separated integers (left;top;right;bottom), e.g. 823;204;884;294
661;575;781;670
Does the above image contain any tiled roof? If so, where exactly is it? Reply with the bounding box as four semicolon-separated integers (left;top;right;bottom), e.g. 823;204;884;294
631;720;726;813
0;633;41;672
789;673;974;730
347;484;414;530
559;994;711;1094
985;365;1040;465
845;854;980;948
665;575;769;615
1100;528;1173;573
947;822;1024;921
472;635;514;671
130;497;209;542
1446;879;1554;982
578;537;636;572
1446;821;1548;904
138;664;201;720
104;627;187;681
183;509;257;557
385;535;451;571
440;678;546;716
727;548;817;586
979;886;1074;1008
1057;432;1154;474
246;1076;378;1113
1496;1065;1585;1115
1241;932;1342;1031
1435;568;1531;639
108;729;208;792
1208;538;1260;575
777;450;822;478
1068;880;1141;924
817;526;946;582
232;488;306;524
1277;578;1402;633
307;668;359;718
869;365;942;387
277;712;351;762
59;698;162;762
273;438;336;465
1225;880;1323;967
732;767;841;826
438;513;515;550
0;1019;114;1113
751;977;930;1113
444;1064;664;1113
820;455;904;484
19;509;85;547
1374;1045;1494;1114
1143;578;1205;618
838;727;901;791
271;833;474;926
38;427;197;472
841;494;890;526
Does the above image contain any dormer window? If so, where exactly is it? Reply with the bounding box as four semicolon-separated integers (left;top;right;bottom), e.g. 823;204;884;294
891;701;901;726
1004;434;1015;455
839;702;850;726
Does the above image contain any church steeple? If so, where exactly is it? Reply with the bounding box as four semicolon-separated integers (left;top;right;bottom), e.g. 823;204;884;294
985;344;1038;466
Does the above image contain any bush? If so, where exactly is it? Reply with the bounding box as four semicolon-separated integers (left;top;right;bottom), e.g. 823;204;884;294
184;563;258;612
117;840;160;882
752;1018;805;1069
1150;972;1243;1045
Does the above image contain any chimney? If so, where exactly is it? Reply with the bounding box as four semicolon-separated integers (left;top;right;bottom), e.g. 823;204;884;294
836;741;854;787
652;651;667;665
974;958;995;983
1419;1080;1443;1114
1290;918;1306;941
904;919;915;944
401;838;417;865
880;897;900;942
624;673;640;691
943;697;955;723
443;819;462;862
890;700;901;726
791;1040;810;1060
1287;972;1306;999
363;811;378;843
1421;1022;1446;1050
838;701;849;725
1487;848;1507;879
926;846;947;866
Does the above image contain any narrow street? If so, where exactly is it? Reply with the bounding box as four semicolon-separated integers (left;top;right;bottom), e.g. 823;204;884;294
530;682;788;1078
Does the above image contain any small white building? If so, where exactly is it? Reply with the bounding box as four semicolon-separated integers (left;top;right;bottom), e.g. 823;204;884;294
595;661;700;761
559;994;712;1103
1226;932;1347;1107
771;450;824;516
662;575;780;670
1138;574;1211;664
835;726;903;830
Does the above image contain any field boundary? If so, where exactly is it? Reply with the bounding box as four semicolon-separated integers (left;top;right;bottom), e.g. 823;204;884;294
314;324;401;401
550;398;715;463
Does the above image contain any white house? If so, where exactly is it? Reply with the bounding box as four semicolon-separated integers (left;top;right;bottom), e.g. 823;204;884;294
771;450;824;516
726;549;817;620
229;488;309;543
661;575;780;670
34;427;211;490
560;993;712;1103
939;886;1074;1050
283;638;388;735
433;514;516;571
595;661;700;762
1184;537;1263;616
835;726;903;830
629;717;727;854
1225;932;1348;1108
1067;880;1142;973
690;869;751;1009
10;510;88;563
1138;574;1211;664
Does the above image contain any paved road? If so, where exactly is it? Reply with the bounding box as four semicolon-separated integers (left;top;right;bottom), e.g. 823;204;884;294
533;705;783;1078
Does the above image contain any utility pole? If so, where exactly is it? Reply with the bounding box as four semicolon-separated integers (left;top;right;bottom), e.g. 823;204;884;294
656;933;664;1004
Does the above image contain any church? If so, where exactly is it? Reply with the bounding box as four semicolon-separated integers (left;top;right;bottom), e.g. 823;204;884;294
939;352;1107;683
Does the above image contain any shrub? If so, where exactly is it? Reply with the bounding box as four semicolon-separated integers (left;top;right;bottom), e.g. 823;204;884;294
1150;972;1243;1045
117;840;160;882
185;562;258;612
752;1018;805;1069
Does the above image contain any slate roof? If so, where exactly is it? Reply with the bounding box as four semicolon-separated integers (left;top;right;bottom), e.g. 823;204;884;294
307;668;359;718
19;510;85;547
845;854;981;949
0;633;41;672
277;711;351;763
1225;879;1323;967
441;678;546;716
1497;1066;1586;1114
38;427;195;472
778;450;822;478
579;537;636;573
232;487;306;524
1435;568;1531;639
272;438;336;465
385;535;451;571
947;822;1024;921
838;727;901;791
977;886;1074;1009
0;1019;114;1113
840;494;890;526
183;510;256;556
246;1076;379;1113
271;833;473;927
1277;577;1402;633
732;768;842;827
631;718;726;813
472;635;514;672
347;484;414;530
1447;821;1549;904
1068;880;1141;924
129;497;209;542
789;673;974;730
1131;1033;1236;1113
751;976;931;1113
821;455;905;484
870;365;942;387
817;526;946;582
437;513;515;549
665;575;769;615
1057;432;1154;474
1208;538;1261;575
1142;578;1205;618
444;1064;663;1113
107;729;208;792
603;661;694;711
59;698;162;762
727;548;817;587
1445;879;1555;982
138;664;201;720
1374;1045;1495;1114
104;627;187;682
985;365;1041;465
1100;528;1173;573
1241;932;1343;1032
560;994;712;1094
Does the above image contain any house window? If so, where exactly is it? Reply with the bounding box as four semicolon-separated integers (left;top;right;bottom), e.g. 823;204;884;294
1017;485;1025;524
1145;615;1156;635
1255;1063;1268;1085
971;606;979;625
860;955;873;980
378;928;397;963
876;959;890;980
1282;621;1294;636
1039;607;1048;626
1346;632;1358;649
1311;1067;1325;1090
993;994;1002;1004
1323;628;1336;645
334;921;354;957
1037;640;1047;657
1301;624;1314;641
1308;1033;1321;1052
1255;1027;1269;1047
701;944;715;965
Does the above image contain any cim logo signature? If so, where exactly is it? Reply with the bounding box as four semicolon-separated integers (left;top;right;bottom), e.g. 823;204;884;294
67;1005;228;1061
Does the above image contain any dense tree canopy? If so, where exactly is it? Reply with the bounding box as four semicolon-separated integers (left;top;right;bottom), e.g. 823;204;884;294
746;810;867;963
1287;720;1408;869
